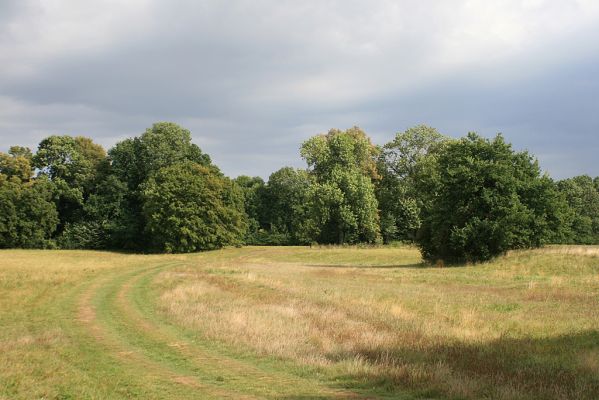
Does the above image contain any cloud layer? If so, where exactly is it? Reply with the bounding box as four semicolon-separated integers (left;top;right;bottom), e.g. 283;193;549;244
1;0;598;178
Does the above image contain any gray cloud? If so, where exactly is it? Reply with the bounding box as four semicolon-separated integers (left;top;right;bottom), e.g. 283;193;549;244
1;0;598;179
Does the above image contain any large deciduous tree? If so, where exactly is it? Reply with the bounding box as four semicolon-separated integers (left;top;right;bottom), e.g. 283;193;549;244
33;135;107;235
263;167;312;244
377;125;448;242
107;122;215;249
557;175;599;244
301;127;380;244
0;175;58;248
34;135;106;190
142;162;247;253
417;133;569;263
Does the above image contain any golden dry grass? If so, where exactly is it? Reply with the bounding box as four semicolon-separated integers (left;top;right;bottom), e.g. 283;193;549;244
1;245;598;399
155;245;599;399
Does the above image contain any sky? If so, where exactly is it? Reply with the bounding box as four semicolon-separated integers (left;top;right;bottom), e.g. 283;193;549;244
1;0;598;179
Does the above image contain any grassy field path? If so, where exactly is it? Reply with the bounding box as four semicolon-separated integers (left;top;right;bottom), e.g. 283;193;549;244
0;250;372;399
77;259;365;399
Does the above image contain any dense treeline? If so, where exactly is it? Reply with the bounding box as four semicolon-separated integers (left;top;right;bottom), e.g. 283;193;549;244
1;122;598;262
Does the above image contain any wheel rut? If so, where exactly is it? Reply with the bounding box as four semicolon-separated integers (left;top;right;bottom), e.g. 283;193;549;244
77;260;369;399
77;264;253;399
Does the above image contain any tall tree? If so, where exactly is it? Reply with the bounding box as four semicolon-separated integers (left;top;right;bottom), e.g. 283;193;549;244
110;122;213;190
0;175;58;248
301;127;380;244
377;125;448;242
33;135;107;234
34;136;106;190
557;175;599;244
142;162;246;253
0;147;34;182
107;122;215;249
263;167;312;244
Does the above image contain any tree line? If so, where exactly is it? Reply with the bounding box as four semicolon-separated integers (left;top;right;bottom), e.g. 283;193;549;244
1;122;598;262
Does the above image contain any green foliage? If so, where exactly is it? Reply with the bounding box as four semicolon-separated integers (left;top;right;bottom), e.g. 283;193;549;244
34;135;106;189
142;162;247;253
301;126;380;180
557;175;599;244
233;175;266;243
301;127;380;244
33;135;107;234
78;174;134;249
1;121;596;256
377;125;448;242
0;147;34;181
107;122;216;249
262;167;313;244
382;125;446;179
110;122;213;190
0;175;58;248
417;133;568;263
58;221;106;250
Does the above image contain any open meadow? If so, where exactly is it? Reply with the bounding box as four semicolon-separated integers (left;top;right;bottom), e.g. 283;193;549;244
1;245;598;399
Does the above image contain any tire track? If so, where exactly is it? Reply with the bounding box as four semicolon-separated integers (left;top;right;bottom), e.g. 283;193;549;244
77;263;252;399
119;265;364;399
77;260;367;399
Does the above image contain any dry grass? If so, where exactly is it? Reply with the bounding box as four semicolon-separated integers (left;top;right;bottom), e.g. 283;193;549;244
1;246;598;399
156;245;599;399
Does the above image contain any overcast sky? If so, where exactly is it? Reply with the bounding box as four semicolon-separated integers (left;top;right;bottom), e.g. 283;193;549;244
1;0;598;179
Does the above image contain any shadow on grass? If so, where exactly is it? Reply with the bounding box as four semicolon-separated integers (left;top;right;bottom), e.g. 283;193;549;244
315;330;599;399
302;263;428;269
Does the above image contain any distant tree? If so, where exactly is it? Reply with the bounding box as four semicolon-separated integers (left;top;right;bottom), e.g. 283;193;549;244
0;147;34;182
301;126;380;181
33;135;107;234
108;122;215;249
142;162;246;253
58;174;132;250
110;122;213;189
34;136;106;189
382;125;446;180
233;175;267;242
0;175;58;248
417;133;569;263
377;125;448;242
263;167;313;244
557;175;599;244
301;127;380;244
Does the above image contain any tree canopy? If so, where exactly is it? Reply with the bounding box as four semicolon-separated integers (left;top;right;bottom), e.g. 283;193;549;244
1;122;596;259
376;125;448;242
557;175;599;244
143;162;246;253
301;127;380;244
416;133;569;263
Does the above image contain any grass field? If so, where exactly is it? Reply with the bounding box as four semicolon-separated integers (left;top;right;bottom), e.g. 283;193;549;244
1;245;598;399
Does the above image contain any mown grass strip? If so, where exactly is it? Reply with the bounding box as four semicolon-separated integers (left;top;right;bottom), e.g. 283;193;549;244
112;262;363;399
